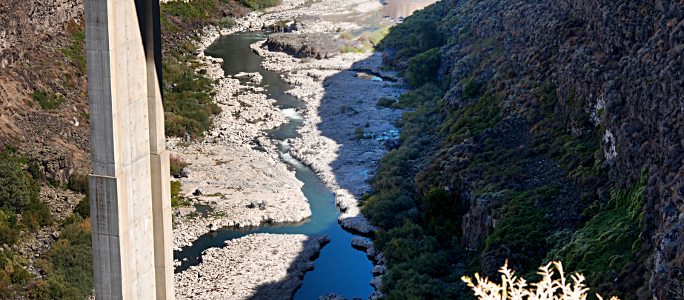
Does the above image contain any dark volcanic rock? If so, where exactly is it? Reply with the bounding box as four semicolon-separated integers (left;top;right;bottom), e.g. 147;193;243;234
265;33;347;59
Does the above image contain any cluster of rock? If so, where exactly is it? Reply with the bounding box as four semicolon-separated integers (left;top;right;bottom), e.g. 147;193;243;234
174;233;329;299
252;45;404;234
351;237;386;299
38;186;83;221
0;0;83;68
265;32;349;59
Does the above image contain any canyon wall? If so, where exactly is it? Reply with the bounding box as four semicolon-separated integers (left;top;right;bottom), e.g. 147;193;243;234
0;0;83;68
442;0;684;297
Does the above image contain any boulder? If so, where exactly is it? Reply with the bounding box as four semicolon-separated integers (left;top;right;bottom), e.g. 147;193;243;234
248;200;268;210
370;276;382;290
193;186;204;196
371;265;387;276
351;237;373;250
383;138;401;151
318;293;347;300
178;168;190;178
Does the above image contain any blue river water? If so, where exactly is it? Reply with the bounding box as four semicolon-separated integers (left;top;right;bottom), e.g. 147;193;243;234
173;31;374;299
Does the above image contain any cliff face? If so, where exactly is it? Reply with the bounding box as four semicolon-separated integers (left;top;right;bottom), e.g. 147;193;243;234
440;0;684;297
0;0;90;181
0;0;83;68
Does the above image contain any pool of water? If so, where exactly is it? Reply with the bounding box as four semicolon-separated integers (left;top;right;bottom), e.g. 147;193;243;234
173;31;374;300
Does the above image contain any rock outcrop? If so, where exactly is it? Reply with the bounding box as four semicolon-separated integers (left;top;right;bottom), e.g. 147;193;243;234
0;0;83;68
440;0;684;297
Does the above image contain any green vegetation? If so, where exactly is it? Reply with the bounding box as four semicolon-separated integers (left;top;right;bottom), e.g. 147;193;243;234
220;17;236;28
31;218;93;299
546;169;647;299
407;48;441;88
61;19;87;74
171;181;183;207
239;0;280;10
162;43;221;138
67;174;90;219
31;90;64;110
378;1;447;63
162;0;223;24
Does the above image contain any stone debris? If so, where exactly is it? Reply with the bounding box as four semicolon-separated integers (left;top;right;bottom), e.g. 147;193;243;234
234;72;264;84
177;167;189;178
192;186;204;196
253;45;403;234
369;276;382;290
319;293;348;300
247;200;268;210
371;265;387;276
174;233;329;300
351;237;373;250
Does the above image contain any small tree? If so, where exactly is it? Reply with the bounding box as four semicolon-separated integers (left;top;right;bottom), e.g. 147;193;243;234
0;161;31;213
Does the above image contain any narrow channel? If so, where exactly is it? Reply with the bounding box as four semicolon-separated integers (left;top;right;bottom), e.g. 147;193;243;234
173;31;375;299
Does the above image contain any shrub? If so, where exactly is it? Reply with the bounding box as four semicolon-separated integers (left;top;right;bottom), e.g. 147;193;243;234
407;48;441;88
169;154;188;176
339;32;354;40
67;173;89;195
219;17;236;28
31;90;64;110
376;97;395;108
31;219;93;299
0;161;32;213
463;79;482;99
74;196;90;219
162;55;221;137
240;0;280;10
463;261;620;300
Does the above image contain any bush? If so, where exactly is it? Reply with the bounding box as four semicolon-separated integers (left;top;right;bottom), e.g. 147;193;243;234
240;0;280;10
74;196;90;219
0;161;32;213
162;55;221;137
407;48;441;88
31;90;64;110
219;17;236;28
169;154;187;176
31;219;93;299
339;32;354;40
377;97;395;108
463;79;482;99
67;174;89;195
463;262;621;300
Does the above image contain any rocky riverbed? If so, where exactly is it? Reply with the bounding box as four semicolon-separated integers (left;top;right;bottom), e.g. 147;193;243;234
172;0;402;298
175;233;330;299
251;41;404;235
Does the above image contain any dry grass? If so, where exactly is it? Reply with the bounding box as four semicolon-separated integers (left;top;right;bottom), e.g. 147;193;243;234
462;261;620;300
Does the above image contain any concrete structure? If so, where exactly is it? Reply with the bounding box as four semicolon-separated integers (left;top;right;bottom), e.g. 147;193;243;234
85;0;173;298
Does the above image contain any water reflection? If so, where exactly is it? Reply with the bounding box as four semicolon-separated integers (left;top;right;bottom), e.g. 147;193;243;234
381;0;439;20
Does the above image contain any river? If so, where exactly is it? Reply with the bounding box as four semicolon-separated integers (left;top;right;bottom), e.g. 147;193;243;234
173;32;375;299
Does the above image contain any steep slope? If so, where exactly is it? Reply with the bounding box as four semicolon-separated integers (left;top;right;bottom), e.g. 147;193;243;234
362;0;684;299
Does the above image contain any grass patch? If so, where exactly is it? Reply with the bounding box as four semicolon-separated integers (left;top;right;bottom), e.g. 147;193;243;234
31;90;64;110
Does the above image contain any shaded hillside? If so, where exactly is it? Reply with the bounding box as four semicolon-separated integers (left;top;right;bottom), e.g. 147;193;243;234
362;0;684;299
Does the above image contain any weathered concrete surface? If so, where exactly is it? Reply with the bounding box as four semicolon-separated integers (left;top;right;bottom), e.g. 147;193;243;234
85;0;172;298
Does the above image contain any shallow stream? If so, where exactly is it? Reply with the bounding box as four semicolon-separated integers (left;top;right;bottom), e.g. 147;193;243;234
173;32;374;299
